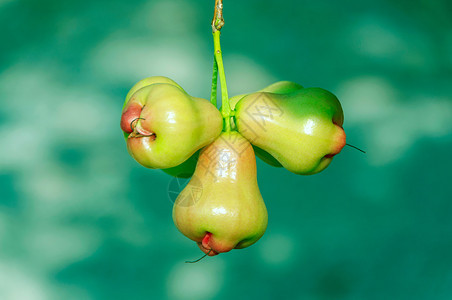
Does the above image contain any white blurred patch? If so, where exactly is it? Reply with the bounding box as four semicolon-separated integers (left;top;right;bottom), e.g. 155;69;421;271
0;63;117;140
166;258;225;300
19;168;71;204
0;61;144;279
0;63;120;176
338;76;452;165
0;259;92;300
259;233;296;266
87;35;210;96
224;54;277;97
338;76;397;124
352;19;404;58
348;16;435;70
0;125;46;170
0;261;49;300
52;92;117;139
24;225;101;272
137;0;200;35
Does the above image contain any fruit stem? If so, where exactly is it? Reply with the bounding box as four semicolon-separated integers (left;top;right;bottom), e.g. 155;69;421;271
212;0;231;132
210;57;218;107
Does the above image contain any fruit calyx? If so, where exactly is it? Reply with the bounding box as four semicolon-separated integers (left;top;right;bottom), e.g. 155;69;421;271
196;232;238;257
331;124;347;156
120;102;143;133
121;104;156;139
128;119;156;139
197;232;219;256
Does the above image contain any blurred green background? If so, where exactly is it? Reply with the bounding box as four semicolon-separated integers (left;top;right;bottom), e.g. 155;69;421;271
1;0;452;299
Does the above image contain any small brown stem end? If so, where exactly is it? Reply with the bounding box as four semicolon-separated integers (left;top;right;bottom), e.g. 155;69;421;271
212;0;224;32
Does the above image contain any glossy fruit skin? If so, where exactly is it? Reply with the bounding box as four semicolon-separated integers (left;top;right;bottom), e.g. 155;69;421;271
229;81;305;167
229;81;305;109
172;131;268;256
260;80;304;95
120;77;222;170
235;87;346;175
123;76;184;109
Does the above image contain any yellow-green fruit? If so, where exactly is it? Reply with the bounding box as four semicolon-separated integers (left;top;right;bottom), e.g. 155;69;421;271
235;88;346;175
229;81;305;167
120;77;222;169
172;131;268;256
124;76;184;108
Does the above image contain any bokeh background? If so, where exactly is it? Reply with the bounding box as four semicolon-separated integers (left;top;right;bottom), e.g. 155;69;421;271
1;0;452;299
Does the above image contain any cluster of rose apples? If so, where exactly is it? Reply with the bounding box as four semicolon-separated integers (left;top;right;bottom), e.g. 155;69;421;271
120;76;346;257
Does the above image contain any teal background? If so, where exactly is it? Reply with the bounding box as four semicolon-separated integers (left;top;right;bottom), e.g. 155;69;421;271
1;0;452;299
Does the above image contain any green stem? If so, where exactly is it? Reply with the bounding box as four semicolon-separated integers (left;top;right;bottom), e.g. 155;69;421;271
213;30;231;132
210;57;218;107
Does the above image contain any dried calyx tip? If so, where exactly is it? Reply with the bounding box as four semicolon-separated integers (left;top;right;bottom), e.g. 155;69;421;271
346;143;366;154
211;0;224;32
127;117;156;139
185;249;212;264
130;117;145;132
